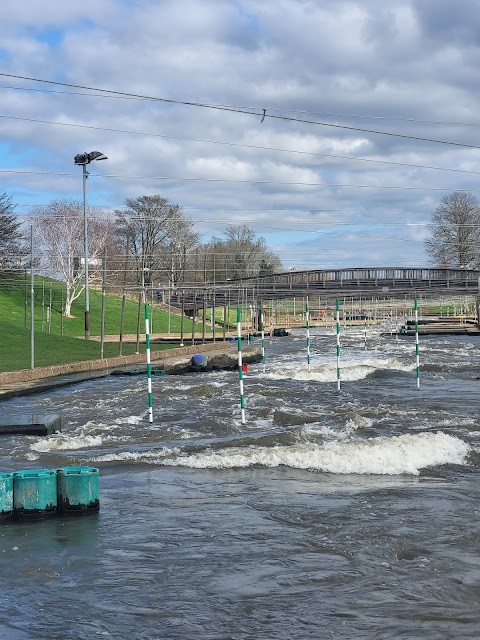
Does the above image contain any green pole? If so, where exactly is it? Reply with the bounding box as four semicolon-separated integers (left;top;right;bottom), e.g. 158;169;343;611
306;299;311;372
145;300;153;423
237;307;246;424
414;297;420;390
336;299;341;392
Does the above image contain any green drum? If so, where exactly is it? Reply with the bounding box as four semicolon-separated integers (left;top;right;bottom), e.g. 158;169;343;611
56;466;99;514
0;472;13;520
13;469;57;518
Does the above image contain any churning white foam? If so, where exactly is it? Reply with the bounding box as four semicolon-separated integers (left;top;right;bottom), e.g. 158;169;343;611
264;357;414;383
31;433;111;452
159;431;469;475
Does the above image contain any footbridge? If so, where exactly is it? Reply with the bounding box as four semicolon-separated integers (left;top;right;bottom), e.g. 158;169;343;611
171;267;480;311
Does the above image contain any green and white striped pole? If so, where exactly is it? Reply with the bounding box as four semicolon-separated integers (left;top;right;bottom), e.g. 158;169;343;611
414;297;420;390
336;299;341;392
145;300;154;423
237;307;246;424
260;304;266;373
306;299;311;372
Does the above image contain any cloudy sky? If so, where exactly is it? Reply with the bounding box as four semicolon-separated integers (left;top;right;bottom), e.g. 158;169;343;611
1;0;480;270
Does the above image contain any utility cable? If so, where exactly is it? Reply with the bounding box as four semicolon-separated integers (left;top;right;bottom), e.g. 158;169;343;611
1;72;479;150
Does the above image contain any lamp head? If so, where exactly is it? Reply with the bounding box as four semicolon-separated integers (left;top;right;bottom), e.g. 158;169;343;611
88;151;108;162
74;151;108;165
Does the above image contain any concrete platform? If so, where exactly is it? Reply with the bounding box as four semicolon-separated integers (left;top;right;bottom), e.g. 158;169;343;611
0;414;61;436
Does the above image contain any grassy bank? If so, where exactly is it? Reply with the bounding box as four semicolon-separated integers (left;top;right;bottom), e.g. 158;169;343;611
0;275;207;372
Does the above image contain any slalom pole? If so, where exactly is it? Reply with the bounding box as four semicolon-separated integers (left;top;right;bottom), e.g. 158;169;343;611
145;298;154;423
364;314;367;351
414;297;420;390
306;299;311;372
336;299;341;392
237;307;246;424
260;304;266;373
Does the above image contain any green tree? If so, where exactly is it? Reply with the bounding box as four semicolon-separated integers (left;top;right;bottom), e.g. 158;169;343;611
0;193;26;272
425;192;480;268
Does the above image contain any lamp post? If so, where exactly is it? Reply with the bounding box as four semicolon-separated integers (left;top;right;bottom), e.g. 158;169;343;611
74;151;108;339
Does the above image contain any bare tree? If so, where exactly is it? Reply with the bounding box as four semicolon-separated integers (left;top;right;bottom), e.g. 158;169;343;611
32;199;113;316
425;192;480;268
206;224;283;281
115;195;199;288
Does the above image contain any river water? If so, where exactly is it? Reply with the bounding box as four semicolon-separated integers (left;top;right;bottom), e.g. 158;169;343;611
1;325;480;639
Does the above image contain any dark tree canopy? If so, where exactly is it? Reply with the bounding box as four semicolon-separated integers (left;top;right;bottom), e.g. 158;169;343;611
0;192;26;271
425;192;480;269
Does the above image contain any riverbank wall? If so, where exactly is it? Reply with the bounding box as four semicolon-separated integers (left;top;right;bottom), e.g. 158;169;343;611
0;341;262;400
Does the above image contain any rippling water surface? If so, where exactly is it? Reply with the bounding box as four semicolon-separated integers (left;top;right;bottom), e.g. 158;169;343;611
1;326;480;639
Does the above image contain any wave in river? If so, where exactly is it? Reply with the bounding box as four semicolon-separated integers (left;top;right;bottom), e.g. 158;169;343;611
263;357;414;382
88;431;469;476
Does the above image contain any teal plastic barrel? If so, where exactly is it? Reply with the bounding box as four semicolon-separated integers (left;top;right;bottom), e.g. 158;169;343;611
0;472;13;520
56;466;99;514
13;469;57;518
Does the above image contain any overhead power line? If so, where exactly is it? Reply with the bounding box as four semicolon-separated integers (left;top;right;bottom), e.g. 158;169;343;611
1;72;480;150
2;83;480;129
1;167;479;191
1;113;480;177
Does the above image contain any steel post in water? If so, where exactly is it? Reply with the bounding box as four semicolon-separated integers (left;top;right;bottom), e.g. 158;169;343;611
237;307;246;424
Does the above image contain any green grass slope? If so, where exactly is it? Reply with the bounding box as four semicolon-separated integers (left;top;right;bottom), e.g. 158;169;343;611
0;276;205;372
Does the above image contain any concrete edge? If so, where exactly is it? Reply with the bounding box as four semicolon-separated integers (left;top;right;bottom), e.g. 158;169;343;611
0;341;259;385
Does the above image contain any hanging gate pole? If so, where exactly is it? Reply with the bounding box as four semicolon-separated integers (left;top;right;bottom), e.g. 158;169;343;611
336;299;341;392
237;307;246;424
306;299;311;372
414;297;420;390
145;300;153;423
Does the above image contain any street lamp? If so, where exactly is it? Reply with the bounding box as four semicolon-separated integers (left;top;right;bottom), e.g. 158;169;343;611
74;151;108;339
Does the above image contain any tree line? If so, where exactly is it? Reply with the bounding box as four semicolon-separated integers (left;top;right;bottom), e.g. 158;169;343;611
0;193;282;316
2;189;478;318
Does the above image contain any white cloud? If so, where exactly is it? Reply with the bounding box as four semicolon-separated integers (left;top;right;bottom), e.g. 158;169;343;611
1;0;480;267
